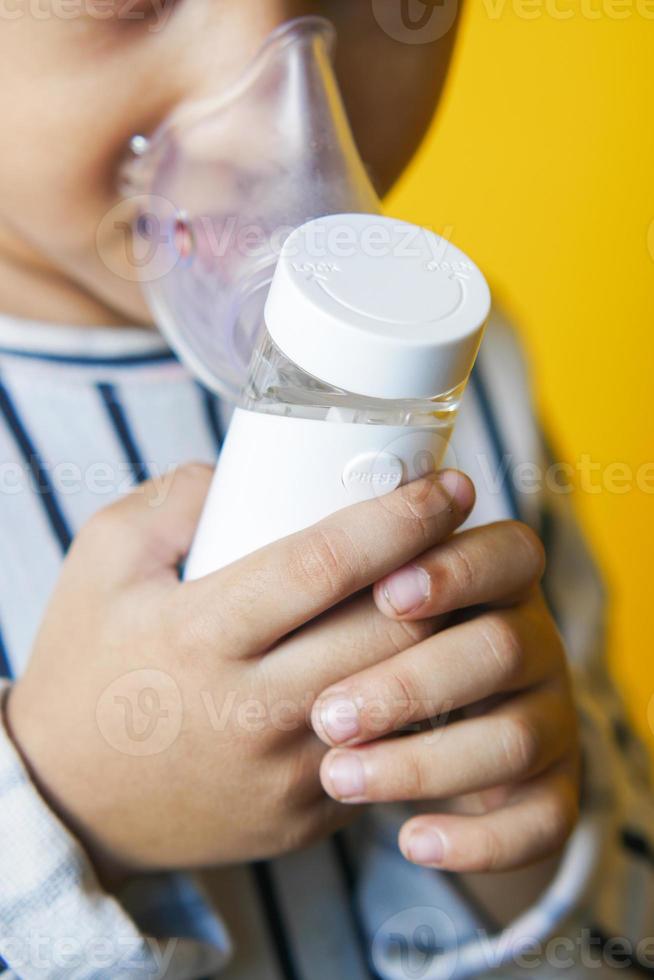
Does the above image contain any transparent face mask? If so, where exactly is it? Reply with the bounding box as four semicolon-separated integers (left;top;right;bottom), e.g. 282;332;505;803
120;16;382;401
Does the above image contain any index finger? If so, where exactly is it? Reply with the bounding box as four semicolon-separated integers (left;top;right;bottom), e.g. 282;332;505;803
183;470;474;655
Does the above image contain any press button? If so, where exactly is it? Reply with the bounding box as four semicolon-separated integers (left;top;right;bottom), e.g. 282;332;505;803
342;451;404;496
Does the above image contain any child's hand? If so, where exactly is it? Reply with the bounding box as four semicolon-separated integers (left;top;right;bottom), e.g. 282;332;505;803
6;464;474;879
313;519;580;873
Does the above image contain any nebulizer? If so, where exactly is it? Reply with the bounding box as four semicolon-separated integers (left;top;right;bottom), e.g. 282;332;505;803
121;15;491;577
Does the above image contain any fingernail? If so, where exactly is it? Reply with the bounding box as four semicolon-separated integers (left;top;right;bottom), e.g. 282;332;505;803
320;697;360;743
326;753;366;800
379;564;430;615
437;470;474;513
407;828;446;865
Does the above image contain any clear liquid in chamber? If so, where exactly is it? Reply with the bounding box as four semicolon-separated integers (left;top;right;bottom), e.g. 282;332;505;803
240;330;465;428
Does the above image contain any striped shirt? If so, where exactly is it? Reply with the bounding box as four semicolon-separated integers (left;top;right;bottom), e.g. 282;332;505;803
0;312;653;979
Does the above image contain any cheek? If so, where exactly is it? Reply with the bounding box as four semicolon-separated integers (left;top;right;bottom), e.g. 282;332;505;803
0;86;169;273
0;98;154;321
2;152;124;265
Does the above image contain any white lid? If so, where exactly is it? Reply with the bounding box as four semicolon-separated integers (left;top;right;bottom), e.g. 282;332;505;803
264;213;491;399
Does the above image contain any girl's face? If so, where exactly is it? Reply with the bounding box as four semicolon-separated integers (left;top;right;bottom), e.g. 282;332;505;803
0;1;460;326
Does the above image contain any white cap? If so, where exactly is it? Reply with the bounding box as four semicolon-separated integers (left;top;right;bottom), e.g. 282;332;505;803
264;213;491;400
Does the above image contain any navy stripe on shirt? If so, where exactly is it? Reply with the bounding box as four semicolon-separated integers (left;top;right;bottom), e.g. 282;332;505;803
252;862;301;980
331;833;378;979
0;627;11;680
97;382;150;485
537;504;563;627
587;926;654;976
470;366;521;521
0;378;73;553
471;365;565;636
0;346;176;368
198;383;223;454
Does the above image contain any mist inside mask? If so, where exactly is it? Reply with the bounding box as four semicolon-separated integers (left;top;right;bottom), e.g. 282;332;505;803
121;16;381;402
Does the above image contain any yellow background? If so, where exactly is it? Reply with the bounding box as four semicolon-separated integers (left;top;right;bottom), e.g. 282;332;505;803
388;2;654;745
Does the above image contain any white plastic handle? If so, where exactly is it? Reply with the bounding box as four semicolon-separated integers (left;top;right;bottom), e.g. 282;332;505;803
184;407;453;578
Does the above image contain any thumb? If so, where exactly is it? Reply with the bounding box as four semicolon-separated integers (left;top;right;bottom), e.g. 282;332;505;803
73;463;213;584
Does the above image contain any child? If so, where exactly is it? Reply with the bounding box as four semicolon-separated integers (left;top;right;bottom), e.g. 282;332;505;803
0;3;651;977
